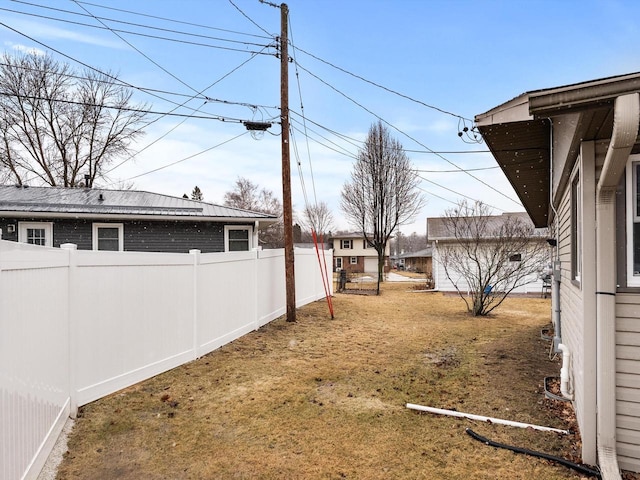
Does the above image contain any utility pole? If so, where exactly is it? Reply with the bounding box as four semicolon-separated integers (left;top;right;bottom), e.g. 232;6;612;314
280;3;296;322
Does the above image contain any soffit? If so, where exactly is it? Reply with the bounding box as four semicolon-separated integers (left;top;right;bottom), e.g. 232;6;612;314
477;119;550;228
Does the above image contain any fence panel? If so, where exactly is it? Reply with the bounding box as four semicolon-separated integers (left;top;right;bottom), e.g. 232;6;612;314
196;251;258;357
1;242;331;480
294;248;333;306
1;242;70;480
256;249;286;327
71;250;195;407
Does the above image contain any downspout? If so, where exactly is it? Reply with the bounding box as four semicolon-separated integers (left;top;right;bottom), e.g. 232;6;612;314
595;92;639;480
548;124;562;353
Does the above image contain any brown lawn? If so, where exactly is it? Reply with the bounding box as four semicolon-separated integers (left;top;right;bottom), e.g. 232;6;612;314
57;283;595;479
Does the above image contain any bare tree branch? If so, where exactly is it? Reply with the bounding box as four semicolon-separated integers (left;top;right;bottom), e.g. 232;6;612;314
223;176;284;249
0;52;147;187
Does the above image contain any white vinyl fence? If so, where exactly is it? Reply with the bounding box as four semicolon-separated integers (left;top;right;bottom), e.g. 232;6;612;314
0;241;332;480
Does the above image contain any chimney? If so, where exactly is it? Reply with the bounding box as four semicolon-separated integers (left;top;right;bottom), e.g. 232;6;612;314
84;174;91;188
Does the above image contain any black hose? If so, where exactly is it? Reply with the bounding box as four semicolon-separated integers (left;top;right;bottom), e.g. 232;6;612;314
465;428;601;478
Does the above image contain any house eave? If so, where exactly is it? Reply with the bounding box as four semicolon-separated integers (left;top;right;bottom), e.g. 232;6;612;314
0;211;278;224
528;73;640;116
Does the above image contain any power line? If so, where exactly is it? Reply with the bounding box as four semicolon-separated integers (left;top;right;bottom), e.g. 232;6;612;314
71;0;202;96
0;61;279;111
118;131;251;182
0;92;249;122
292;43;473;122
0;21;266;118
106;46;278;175
289;16;318;211
228;0;273;37
290;111;495;158
415;172;507;212
0;6;275;55
70;0;271;40
292;61;522;207
416;166;500;173
289;120;510;211
10;0;273;42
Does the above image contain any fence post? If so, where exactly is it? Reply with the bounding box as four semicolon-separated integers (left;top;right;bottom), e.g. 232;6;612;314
189;249;201;360
254;248;260;330
60;243;78;417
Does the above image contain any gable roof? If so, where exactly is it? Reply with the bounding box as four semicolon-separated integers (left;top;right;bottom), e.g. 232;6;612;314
330;232;368;239
474;71;640;228
0;185;277;222
427;212;546;242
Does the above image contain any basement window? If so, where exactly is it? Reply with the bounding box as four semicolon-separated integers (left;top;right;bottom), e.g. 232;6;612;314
93;223;123;251
18;222;53;247
225;226;252;252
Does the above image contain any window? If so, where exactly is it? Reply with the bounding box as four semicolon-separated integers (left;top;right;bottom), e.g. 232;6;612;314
335;257;343;270
509;253;522;262
18;222;53;247
571;170;582;282
225;226;252;252
350;256;358;264
341;239;352;249
93;223;123;251
626;157;640;286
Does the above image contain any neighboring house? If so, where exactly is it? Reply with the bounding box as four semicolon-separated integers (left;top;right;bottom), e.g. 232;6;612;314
427;212;548;294
0;185;277;253
397;247;433;275
475;72;640;476
330;232;391;274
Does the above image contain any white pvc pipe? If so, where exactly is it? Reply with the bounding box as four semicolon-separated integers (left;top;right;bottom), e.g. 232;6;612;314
406;403;570;434
558;343;574;400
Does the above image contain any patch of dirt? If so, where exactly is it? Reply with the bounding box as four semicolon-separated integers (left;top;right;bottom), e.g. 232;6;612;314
56;285;623;479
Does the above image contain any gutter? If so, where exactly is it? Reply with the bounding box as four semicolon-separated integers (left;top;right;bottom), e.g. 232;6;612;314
595;92;639;480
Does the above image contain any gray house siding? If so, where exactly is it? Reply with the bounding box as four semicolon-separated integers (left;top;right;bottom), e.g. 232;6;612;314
124;221;228;253
0;217;246;253
616;294;640;473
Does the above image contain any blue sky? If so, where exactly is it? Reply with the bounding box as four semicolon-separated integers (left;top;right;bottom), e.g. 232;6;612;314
2;0;640;235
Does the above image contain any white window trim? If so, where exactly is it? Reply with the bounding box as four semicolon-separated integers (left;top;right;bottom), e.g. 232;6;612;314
341;239;352;249
626;156;640;286
92;223;124;251
571;167;582;283
18;221;53;247
335;257;343;269
350;256;358;265
224;225;252;252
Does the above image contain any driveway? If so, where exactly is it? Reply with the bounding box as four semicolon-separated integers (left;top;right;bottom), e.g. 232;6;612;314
386;271;427;282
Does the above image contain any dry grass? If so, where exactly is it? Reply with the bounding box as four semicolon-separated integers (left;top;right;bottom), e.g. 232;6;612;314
57;283;591;479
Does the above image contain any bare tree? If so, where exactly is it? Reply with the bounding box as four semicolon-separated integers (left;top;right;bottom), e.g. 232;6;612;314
301;201;334;239
392;231;427;255
341;121;424;293
223;177;283;248
0;52;147;187
437;200;549;316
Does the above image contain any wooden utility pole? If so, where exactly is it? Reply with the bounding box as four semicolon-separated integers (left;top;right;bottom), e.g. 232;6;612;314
280;3;296;322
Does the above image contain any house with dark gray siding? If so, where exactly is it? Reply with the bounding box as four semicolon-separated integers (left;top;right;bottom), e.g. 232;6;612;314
0;185;276;253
